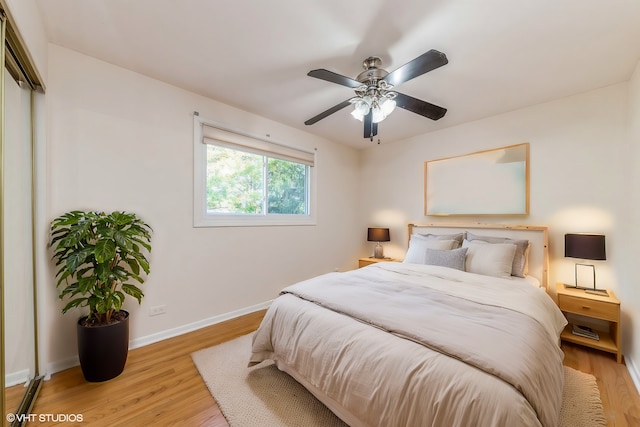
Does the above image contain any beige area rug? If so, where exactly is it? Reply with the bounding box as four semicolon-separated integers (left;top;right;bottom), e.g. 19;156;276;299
192;334;606;427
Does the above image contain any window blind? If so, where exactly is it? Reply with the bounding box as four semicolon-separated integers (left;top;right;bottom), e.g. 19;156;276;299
202;125;315;167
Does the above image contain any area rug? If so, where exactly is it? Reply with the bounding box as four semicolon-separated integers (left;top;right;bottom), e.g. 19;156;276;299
192;334;606;427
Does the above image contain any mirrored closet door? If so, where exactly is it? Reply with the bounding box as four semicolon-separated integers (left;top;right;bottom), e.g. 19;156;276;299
1;5;44;426
3;68;38;426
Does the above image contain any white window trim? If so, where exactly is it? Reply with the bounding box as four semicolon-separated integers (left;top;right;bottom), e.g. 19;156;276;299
193;114;317;227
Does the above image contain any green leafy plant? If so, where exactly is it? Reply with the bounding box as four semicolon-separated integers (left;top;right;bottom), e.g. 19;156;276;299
50;211;152;325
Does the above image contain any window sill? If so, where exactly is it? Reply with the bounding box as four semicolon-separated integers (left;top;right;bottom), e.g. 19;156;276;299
193;215;317;228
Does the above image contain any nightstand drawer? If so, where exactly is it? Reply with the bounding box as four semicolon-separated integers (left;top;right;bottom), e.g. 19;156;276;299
558;294;618;321
358;257;395;268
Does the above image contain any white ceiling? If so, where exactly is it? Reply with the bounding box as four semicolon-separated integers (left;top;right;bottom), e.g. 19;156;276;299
35;0;640;148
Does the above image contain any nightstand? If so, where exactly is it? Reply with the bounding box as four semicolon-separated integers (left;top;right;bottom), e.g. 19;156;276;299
556;283;621;363
358;257;395;268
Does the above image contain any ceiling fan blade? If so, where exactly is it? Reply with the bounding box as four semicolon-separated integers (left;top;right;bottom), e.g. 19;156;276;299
308;69;362;88
304;99;352;125
395;92;447;120
383;50;448;87
363;111;378;140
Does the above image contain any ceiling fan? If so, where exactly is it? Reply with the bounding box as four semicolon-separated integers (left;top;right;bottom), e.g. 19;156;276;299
304;50;448;141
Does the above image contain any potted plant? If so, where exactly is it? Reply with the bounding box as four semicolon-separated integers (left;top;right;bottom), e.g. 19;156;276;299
50;210;152;382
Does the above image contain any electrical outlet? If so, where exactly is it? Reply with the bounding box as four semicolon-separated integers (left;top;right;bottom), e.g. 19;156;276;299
149;305;166;316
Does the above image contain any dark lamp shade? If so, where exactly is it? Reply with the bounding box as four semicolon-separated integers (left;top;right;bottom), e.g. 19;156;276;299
564;234;606;260
367;227;390;242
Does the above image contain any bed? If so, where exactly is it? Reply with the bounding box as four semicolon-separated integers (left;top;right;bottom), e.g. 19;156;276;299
250;223;568;427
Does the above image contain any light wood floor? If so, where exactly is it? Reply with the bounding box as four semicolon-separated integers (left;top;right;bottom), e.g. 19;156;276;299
562;342;640;426
5;310;640;427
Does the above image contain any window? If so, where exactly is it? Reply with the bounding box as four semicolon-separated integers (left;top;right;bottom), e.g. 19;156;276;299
193;116;316;227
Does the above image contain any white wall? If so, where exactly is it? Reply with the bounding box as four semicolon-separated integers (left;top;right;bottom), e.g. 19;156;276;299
621;61;640;383
44;44;362;372
360;83;633;358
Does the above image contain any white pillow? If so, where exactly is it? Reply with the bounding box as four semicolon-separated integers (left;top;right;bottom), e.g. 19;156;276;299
462;239;517;278
403;236;457;265
466;232;530;277
416;232;465;249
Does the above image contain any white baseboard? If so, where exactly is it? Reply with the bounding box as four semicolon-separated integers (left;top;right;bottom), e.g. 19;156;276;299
46;355;79;378
129;300;271;349
5;369;30;387
625;353;640;394
45;301;272;378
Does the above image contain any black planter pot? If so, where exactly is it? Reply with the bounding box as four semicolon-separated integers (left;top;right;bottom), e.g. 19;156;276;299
77;310;129;382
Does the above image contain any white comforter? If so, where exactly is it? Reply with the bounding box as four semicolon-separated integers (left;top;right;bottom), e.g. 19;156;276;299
250;263;567;427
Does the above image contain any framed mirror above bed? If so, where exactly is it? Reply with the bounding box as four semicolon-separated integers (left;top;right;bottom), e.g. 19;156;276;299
408;223;549;290
424;143;530;216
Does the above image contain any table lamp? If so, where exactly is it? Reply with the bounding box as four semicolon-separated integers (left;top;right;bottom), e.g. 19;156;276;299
564;233;607;296
367;227;390;259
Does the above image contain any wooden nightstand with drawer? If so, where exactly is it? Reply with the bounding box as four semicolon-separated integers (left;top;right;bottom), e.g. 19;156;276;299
556;283;621;363
358;257;395;268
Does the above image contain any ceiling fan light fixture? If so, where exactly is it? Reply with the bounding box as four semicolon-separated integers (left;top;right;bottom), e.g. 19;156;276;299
350;96;372;121
370;97;396;123
350;81;398;124
356;98;371;113
371;106;385;123
351;109;365;121
381;97;396;116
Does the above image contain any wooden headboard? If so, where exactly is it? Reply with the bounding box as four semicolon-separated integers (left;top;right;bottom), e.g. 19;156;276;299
408;223;549;290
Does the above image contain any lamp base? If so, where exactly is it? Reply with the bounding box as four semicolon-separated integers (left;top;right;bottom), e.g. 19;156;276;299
373;243;384;259
585;288;609;297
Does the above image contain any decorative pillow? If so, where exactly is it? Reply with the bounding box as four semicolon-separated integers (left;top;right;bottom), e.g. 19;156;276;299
403;236;457;265
466;232;530;278
424;247;468;271
416;232;465;249
462;239;517;278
